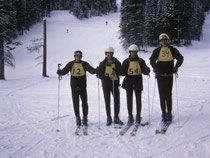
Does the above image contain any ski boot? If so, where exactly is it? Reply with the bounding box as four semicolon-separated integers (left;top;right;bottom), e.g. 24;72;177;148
76;116;81;126
114;116;124;125
136;116;141;124
166;113;172;122
82;116;88;126
161;113;167;122
127;115;134;125
106;116;112;126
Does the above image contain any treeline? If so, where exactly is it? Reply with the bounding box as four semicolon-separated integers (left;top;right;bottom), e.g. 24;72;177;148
0;0;117;79
119;0;210;48
52;0;117;19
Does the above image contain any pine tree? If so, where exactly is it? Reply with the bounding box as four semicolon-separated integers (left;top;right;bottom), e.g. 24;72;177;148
0;0;17;80
119;0;146;49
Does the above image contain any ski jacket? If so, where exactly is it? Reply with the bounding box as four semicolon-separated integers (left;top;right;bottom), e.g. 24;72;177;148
150;45;183;76
122;55;150;91
97;57;122;88
57;60;96;90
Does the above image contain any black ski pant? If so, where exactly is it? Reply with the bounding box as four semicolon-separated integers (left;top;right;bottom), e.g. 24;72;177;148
103;86;120;118
126;89;142;118
157;75;173;116
71;88;88;118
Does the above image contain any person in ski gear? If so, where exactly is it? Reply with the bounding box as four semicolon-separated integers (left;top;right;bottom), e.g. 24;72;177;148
57;50;97;126
97;46;124;126
150;33;184;122
122;44;150;125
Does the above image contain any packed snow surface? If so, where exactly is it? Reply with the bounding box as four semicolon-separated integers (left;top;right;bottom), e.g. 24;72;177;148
1;6;210;158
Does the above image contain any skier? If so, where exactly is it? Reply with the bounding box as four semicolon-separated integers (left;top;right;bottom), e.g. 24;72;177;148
57;50;97;126
150;33;183;122
122;44;150;125
97;46;124;126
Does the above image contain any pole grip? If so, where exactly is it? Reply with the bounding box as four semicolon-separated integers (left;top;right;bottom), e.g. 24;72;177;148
58;64;62;80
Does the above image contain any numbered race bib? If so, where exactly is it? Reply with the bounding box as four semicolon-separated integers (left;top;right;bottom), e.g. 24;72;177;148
105;66;118;80
71;63;85;77
127;61;141;75
158;47;173;62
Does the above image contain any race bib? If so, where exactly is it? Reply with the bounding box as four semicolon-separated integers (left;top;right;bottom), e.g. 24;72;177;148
71;63;85;77
158;47;173;62
105;66;118;80
127;61;141;75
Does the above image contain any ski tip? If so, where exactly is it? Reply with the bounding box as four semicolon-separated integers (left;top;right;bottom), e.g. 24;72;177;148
74;132;79;135
130;133;135;136
56;129;60;132
155;129;160;134
83;132;88;135
161;130;166;134
119;132;124;136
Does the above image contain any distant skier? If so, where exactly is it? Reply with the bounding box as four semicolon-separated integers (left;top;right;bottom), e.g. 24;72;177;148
97;47;124;126
106;21;108;25
66;29;69;33
57;50;97;126
122;44;150;125
150;33;184;122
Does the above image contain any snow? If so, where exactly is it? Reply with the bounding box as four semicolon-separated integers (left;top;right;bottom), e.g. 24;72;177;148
1;6;210;158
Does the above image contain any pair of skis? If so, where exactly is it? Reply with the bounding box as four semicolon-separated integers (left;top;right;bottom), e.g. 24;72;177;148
119;120;172;136
74;125;88;135
155;120;171;134
119;122;149;136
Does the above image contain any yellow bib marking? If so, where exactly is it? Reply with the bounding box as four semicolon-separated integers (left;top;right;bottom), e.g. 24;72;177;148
127;61;141;75
158;47;173;62
71;63;85;77
105;66;118;80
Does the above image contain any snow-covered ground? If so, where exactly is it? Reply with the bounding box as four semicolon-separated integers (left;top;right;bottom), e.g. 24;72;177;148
1;5;210;158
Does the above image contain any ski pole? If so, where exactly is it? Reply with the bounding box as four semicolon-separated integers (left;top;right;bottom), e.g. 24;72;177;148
175;73;180;127
56;63;62;132
147;75;150;126
98;77;101;129
112;70;116;128
151;75;156;120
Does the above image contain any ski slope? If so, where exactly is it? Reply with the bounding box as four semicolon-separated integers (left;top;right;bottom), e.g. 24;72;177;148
1;5;210;158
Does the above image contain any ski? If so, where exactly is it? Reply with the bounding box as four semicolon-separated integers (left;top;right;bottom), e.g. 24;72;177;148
130;121;149;136
130;123;140;136
83;125;88;135
74;126;81;135
119;123;132;136
155;120;171;134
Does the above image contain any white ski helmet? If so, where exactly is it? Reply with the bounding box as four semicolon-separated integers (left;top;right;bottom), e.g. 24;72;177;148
129;44;139;52
105;46;114;54
159;33;169;41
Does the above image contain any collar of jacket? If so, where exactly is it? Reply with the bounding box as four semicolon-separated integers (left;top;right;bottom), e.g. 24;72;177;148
74;60;82;63
129;55;139;61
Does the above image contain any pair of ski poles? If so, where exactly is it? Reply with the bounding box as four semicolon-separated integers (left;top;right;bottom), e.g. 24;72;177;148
97;69;116;129
150;73;180;126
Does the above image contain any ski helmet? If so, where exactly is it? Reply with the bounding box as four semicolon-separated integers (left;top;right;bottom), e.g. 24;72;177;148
74;50;83;57
159;33;169;41
105;46;114;54
129;44;139;52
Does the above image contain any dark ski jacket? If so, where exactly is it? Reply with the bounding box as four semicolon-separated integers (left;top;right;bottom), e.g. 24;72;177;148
57;60;96;90
150;45;184;76
97;57;122;88
122;55;150;91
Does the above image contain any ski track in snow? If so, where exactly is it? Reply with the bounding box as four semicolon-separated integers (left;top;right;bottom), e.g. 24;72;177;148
1;6;210;158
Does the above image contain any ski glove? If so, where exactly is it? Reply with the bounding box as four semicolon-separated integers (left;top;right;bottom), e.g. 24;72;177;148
57;70;62;75
173;67;178;73
153;68;156;73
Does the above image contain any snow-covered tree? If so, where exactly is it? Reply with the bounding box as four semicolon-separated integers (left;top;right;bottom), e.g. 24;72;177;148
119;0;146;49
0;0;18;80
